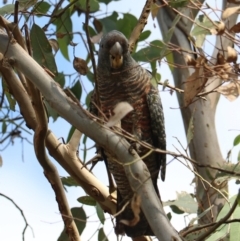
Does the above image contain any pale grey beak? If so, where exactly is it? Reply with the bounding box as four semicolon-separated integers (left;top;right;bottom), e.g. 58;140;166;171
109;42;123;69
110;42;122;56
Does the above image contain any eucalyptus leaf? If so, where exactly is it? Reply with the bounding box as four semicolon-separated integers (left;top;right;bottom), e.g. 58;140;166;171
30;24;58;74
96;202;105;224
164;191;198;214
98;227;108;241
61;176;79;187
57;207;86;241
56;8;73;60
77;196;97;206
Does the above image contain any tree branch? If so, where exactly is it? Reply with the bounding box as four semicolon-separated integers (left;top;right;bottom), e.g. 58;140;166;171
157;0;228;224
1;54;116;215
128;0;152;53
0;28;181;241
31;78;80;240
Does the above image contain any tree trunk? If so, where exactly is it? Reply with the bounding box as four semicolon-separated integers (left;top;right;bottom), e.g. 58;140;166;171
156;0;238;224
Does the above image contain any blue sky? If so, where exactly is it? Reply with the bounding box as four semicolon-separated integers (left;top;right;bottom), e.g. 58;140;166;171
0;0;240;240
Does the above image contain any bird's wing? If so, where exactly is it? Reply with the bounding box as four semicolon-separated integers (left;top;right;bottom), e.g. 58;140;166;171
146;85;166;181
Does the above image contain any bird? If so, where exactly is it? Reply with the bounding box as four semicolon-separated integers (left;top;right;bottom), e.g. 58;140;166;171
90;30;166;237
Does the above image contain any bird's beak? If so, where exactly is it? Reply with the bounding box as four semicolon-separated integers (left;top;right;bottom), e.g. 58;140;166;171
109;42;123;69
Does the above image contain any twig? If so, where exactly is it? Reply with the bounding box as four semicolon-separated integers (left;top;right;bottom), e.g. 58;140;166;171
0;193;34;241
195;189;240;241
14;1;19;24
85;0;98;104
0;89;4;108
42;0;72;31
87;111;240;178
181;218;240;237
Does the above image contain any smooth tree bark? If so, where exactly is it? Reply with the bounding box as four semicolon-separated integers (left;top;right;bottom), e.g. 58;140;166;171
0;27;181;241
157;0;238;224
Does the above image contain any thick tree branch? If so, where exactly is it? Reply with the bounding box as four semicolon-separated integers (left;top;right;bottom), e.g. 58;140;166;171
32;80;80;240
0;29;181;241
128;0;152;53
0;56;116;214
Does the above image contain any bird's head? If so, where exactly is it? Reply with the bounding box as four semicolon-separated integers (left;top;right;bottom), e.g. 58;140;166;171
98;30;131;70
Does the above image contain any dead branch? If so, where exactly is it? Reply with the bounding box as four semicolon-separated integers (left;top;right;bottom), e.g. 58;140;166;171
0;193;34;241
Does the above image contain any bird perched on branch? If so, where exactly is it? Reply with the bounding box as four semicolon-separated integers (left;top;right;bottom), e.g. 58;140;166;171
90;30;166;237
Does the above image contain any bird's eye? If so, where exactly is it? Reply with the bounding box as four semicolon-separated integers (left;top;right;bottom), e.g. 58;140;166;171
111;55;115;60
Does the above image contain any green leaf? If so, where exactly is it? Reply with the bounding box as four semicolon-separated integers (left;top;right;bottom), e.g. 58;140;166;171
169;0;188;8
189;205;214;226
116;13;138;38
55;8;72;60
168;205;184;214
83;134;88;144
166;212;172;221
61;176;79;187
66;126;75;143
230;202;240;241
195;34;206;48
96;202;105;224
233;134;240;146
83;24;97;38
5;92;16;111
77;196;97;206
99;12;118;33
151;72;161;88
0;0;37;15
30;24;58;75
73;207;86;234
191;14;220;47
2;121;7;134
191;15;214;36
98;227;108;241
18;0;37;9
160;14;181;63
238;151;240;162
86;71;95;83
132;40;164;62
74;0;99;13
70;81;82;100
44;100;59;121
98;0;120;5
215;162;240;179
57;207;86;241
0;4;15;15
138;30;151;42
54;72;65;87
164;192;198;214
82;134;88;162
34;1;51;14
206;195;240;241
85;90;93;108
